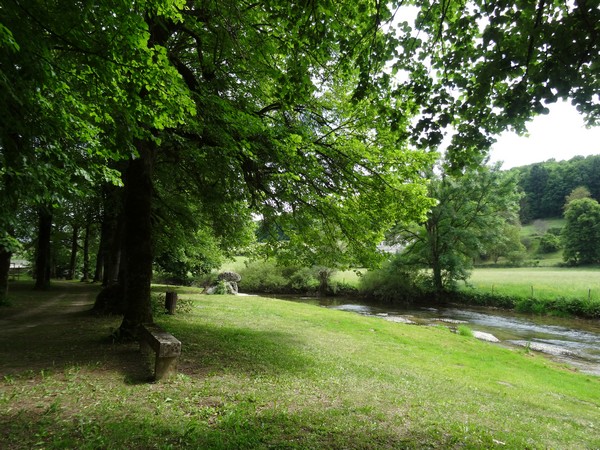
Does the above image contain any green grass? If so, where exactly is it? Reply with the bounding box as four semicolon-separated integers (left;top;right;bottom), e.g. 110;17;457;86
330;268;363;288
1;282;599;449
464;267;600;301
520;217;565;239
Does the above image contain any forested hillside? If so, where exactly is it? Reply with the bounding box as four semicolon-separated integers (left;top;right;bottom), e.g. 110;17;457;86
514;155;600;222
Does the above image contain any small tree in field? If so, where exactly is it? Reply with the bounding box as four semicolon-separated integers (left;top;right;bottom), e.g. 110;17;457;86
562;198;600;265
390;163;522;295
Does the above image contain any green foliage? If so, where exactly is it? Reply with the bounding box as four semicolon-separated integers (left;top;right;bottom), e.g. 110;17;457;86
517;156;600;222
390;163;522;293
237;260;352;295
562;198;600;265
285;267;319;292
3;0;600;327
213;281;229;296
564;186;592;209
358;256;430;303
457;325;473;337
539;233;562;254
506;250;528;267
238;261;288;293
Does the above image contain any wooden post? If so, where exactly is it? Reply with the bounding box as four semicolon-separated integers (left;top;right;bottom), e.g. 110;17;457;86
165;291;178;315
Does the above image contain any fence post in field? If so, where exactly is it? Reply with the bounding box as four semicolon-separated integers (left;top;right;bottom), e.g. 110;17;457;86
531;286;534;298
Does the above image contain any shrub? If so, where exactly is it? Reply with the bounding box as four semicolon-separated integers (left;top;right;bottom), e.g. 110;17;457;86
238;261;288;293
457;325;473;337
547;227;562;236
193;272;218;289
359;259;429;303
287;267;319;291
539;233;561;253
506;251;527;266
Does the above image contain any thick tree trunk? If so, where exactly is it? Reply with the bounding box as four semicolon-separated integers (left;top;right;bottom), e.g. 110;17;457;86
34;206;53;290
0;248;11;303
93;189;126;314
81;222;90;281
116;140;156;340
67;225;79;280
105;214;124;286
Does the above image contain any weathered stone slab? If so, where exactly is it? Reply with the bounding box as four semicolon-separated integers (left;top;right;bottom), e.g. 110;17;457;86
139;323;181;381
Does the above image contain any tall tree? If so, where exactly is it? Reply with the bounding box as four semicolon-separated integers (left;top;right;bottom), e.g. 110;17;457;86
562;198;600;265
390;164;522;295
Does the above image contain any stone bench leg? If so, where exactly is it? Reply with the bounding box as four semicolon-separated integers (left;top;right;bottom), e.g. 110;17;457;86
155;355;178;381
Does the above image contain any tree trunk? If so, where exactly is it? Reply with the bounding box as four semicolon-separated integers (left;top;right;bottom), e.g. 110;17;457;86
67;225;79;280
116;140;156;340
431;259;443;298
317;267;333;296
34;206;53;290
81;222;91;282
0;248;11;303
93;220;105;283
427;220;444;299
93;197;126;314
105;214;124;286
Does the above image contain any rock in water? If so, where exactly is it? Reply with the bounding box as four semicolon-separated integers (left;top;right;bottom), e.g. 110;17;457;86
472;331;500;343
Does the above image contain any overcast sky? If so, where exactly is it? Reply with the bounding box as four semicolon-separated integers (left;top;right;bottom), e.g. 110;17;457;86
488;101;600;170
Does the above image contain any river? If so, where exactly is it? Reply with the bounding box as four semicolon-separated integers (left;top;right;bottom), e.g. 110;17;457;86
275;295;600;376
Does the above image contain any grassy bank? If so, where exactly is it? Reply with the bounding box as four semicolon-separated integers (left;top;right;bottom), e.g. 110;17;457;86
457;267;600;317
1;282;599;448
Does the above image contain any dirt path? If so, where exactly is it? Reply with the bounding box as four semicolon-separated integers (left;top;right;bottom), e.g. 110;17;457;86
0;282;99;334
0;282;145;378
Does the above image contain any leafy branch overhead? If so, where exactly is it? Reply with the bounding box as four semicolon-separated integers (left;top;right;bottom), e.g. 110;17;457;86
0;0;597;320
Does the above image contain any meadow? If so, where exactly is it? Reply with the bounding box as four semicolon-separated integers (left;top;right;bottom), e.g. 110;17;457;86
464;267;600;301
1;281;599;449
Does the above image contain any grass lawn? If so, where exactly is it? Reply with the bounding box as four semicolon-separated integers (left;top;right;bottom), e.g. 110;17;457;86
1;281;599;449
464;267;600;302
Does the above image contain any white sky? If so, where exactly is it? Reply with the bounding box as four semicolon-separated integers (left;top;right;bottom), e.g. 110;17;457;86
488;100;600;169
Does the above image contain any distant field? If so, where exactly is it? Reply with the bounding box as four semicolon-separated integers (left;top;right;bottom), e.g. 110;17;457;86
331;269;363;287
219;256;248;272
464;267;600;301
520;217;565;238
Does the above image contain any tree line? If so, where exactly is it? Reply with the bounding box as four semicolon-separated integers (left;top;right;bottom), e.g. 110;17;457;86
515;155;600;222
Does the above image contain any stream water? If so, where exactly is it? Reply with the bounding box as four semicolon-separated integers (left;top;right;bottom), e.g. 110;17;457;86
275;295;600;376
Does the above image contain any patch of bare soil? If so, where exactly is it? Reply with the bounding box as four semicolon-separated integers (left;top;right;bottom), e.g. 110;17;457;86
0;282;149;381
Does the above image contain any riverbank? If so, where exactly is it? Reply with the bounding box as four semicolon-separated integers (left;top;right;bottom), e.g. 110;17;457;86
1;281;599;448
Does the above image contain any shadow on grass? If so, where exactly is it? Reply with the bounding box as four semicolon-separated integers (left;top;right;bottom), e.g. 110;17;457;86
166;319;318;378
0;281;317;383
0;281;152;382
0;403;438;450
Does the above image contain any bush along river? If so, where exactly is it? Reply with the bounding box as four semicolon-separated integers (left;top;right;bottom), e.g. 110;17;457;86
273;295;600;376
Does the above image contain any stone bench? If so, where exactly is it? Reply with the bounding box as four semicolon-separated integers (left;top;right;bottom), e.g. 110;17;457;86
139;323;182;381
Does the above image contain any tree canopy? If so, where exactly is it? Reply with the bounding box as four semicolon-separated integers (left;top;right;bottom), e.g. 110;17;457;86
1;0;598;325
